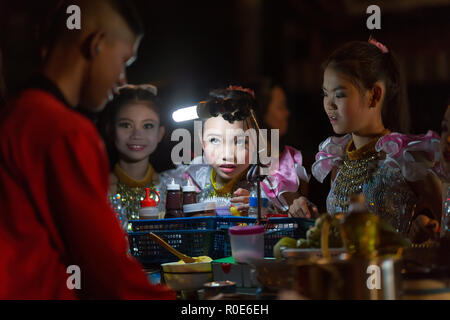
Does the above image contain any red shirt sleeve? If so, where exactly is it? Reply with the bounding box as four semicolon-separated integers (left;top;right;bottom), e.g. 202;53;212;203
45;125;175;299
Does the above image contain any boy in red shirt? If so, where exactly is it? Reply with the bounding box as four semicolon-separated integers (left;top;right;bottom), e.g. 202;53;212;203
0;0;175;299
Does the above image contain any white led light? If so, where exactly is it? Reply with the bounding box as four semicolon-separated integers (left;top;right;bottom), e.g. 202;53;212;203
172;105;199;122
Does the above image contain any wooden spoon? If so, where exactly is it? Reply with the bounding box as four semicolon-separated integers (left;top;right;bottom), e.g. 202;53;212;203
148;232;197;263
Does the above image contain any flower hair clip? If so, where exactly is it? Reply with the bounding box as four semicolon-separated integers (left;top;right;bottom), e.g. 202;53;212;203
226;85;255;98
368;36;389;53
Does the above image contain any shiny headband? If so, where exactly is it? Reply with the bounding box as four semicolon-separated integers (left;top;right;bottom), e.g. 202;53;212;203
226;85;255;99
116;84;158;96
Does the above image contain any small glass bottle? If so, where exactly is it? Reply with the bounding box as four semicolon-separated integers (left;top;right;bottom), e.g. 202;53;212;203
165;179;183;218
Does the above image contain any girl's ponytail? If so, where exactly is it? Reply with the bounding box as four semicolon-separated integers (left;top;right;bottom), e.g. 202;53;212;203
382;50;410;133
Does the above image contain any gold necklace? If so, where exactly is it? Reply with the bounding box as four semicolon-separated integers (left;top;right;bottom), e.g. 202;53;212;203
332;130;390;211
113;163;156;219
209;168;247;198
114;163;154;187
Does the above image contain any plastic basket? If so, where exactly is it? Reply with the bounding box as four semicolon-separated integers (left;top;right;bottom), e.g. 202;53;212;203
213;216;315;257
128;229;216;266
127;216;315;264
128;216;216;232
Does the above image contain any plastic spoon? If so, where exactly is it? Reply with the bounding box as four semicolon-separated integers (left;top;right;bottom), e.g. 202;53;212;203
148;232;197;263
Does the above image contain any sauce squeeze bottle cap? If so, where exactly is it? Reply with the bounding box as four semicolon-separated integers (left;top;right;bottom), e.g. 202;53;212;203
167;178;181;191
182;179;197;192
140;187;160;207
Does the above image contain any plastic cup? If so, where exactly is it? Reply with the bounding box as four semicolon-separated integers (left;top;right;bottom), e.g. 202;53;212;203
228;225;265;263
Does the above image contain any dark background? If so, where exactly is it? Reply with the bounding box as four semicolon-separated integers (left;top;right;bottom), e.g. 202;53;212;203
1;0;449;211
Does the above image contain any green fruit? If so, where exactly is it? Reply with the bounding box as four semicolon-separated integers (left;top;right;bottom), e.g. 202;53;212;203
297;238;309;248
307;227;320;242
273;237;298;259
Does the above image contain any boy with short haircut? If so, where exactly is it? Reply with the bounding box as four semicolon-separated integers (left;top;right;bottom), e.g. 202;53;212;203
0;0;175;299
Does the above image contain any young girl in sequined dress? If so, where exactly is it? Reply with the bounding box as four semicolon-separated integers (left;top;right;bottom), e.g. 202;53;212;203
438;105;450;237
97;84;166;220
290;38;442;243
161;86;310;215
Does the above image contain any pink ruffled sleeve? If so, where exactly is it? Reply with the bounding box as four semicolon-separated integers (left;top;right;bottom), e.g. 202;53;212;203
311;134;352;183
375;130;441;181
261;146;310;210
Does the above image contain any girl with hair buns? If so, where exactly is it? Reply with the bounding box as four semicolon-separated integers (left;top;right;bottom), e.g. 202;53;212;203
162;85;309;216
290;37;442;244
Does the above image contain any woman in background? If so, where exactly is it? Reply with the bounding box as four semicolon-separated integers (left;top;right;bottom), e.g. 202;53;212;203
245;77;290;139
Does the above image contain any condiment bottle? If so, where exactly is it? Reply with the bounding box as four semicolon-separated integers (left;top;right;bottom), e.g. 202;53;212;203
139;187;160;220
182;180;198;205
165;178;183;218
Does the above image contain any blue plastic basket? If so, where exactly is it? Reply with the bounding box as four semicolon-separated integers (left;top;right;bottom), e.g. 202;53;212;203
127;216;314;264
128;229;216;265
128;216;216;232
213;216;315;257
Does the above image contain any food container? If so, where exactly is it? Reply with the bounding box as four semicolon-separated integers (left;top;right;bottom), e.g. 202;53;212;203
229;225;265;263
216;206;232;216
161;261;212;291
183;202;216;217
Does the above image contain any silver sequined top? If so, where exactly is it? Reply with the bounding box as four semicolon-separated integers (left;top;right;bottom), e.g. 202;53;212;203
441;184;450;237
312;132;441;236
327;159;417;234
